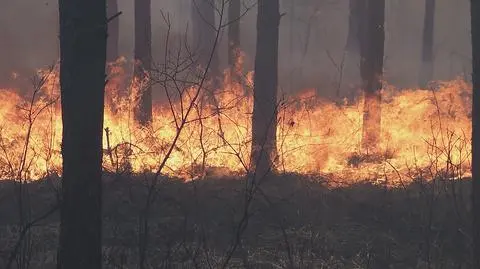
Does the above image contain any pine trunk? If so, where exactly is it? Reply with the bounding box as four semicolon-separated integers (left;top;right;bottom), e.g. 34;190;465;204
228;0;241;79
191;0;219;76
134;0;152;125
344;0;366;101
56;0;106;268
419;0;435;87
471;0;480;267
251;0;280;175
361;0;385;152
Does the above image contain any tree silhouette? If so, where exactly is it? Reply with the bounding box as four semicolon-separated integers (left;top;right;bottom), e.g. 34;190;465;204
134;0;152;125
192;0;220;78
56;0;106;268
471;0;480;267
228;0;241;80
361;0;385;152
251;0;280;175
419;0;435;87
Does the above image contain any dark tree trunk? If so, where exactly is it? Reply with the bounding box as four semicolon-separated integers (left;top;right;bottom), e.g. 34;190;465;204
106;0;121;115
343;0;366;101
134;0;152;125
288;0;295;92
419;0;435;87
191;0;219;77
107;0;119;62
228;0;241;79
56;0;106;268
471;0;480;267
361;0;385;152
250;0;280;175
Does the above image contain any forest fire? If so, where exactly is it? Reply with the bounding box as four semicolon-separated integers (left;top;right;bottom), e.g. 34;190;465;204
0;61;472;185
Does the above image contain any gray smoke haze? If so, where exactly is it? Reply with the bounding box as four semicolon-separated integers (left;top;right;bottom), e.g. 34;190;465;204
0;0;472;98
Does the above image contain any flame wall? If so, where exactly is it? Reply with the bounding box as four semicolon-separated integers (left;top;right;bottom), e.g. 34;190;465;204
0;64;472;185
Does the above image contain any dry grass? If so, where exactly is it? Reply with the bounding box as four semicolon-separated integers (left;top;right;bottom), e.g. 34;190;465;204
0;173;472;269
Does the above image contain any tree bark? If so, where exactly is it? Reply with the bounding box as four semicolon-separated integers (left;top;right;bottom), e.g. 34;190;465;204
107;0;119;62
228;0;241;79
361;0;385;152
419;0;435;87
471;0;480;267
56;0;106;268
191;0;220;77
250;0;280;175
288;0;295;92
343;0;366;101
106;0;121;115
134;0;152;125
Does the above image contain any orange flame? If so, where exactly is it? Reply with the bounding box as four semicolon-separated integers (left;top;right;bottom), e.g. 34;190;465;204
0;60;472;185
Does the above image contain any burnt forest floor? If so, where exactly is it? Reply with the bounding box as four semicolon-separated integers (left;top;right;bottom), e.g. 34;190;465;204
0;173;473;269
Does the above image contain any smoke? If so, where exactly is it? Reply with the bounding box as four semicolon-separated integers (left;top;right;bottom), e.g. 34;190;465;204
0;0;58;88
0;0;472;97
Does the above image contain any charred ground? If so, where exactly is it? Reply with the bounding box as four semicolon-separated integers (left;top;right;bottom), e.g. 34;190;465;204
0;174;472;268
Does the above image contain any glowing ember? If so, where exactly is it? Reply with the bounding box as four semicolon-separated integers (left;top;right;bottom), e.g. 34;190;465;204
0;59;472;185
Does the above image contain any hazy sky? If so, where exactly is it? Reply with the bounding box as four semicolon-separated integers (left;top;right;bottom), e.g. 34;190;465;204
0;0;472;96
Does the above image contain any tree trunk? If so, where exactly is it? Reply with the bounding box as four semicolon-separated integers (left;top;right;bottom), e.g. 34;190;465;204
228;0;241;79
343;0;366;101
134;0;152;125
106;0;121;115
288;0;295;92
250;0;280;176
191;0;220;77
107;0;119;62
419;0;435;87
361;0;385;153
56;0;106;268
471;0;480;267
